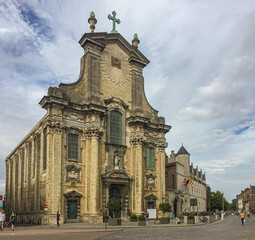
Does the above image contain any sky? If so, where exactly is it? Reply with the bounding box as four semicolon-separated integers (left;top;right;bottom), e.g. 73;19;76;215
0;0;255;203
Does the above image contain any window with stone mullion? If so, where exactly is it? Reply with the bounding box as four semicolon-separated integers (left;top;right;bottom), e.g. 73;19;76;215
68;133;78;160
110;111;122;145
146;147;154;169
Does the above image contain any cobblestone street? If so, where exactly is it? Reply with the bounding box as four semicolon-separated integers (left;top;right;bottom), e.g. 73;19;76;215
0;215;254;240
102;215;255;240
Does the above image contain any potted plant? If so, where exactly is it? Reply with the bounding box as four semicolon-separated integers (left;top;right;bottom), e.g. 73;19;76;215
187;214;195;224
159;203;172;224
130;214;137;222
107;199;122;226
138;215;146;226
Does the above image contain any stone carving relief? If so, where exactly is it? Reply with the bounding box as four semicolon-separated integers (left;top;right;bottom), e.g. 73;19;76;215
48;121;63;134
145;173;156;189
66;164;81;183
105;144;126;172
64;111;84;121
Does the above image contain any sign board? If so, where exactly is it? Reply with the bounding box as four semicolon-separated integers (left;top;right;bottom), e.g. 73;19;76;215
147;209;157;219
0;195;2;200
44;205;48;211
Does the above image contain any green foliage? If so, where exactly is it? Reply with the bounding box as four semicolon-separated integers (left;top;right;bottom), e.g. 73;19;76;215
138;215;145;221
130;214;137;220
107;199;122;218
159;203;172;217
228;199;237;211
160;217;170;219
187;214;194;219
210;191;229;211
103;214;109;219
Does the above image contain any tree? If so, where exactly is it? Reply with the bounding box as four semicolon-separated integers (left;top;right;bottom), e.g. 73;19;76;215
159;202;172;217
210;191;229;211
228;199;237;211
107;199;122;218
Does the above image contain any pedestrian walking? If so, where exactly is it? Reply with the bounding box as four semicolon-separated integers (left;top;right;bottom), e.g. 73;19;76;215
0;209;6;231
57;212;60;227
248;212;250;218
9;211;16;231
240;211;245;225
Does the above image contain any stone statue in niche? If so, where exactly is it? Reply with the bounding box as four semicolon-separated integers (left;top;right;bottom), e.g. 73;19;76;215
105;143;127;172
114;154;120;170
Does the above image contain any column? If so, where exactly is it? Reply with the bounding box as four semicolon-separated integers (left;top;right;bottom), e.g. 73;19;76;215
157;143;167;205
5;160;10;214
135;139;143;214
84;131;91;213
14;154;19;213
48;123;62;220
90;131;100;214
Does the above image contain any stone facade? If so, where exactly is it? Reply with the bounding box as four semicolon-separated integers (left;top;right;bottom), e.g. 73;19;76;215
5;19;171;224
165;146;207;217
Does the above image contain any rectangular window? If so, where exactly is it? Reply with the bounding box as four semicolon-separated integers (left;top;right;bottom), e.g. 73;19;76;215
146;147;154;169
43;128;47;171
68;133;79;160
110;111;122;145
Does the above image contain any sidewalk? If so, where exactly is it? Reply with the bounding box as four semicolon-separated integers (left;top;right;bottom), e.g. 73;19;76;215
5;219;207;230
0;219;217;237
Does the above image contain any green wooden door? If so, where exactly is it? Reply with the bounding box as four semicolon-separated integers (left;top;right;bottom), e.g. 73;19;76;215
67;201;77;219
109;187;121;218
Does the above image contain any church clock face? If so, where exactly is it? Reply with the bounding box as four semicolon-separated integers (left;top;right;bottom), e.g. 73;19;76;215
100;44;131;86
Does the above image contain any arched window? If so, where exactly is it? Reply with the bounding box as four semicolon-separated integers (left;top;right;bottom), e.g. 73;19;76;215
110;110;122;145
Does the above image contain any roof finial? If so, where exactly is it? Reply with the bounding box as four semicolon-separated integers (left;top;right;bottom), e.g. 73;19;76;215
108;11;120;33
88;11;97;33
132;33;140;48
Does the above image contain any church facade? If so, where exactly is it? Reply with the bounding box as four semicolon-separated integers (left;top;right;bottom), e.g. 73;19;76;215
5;13;171;224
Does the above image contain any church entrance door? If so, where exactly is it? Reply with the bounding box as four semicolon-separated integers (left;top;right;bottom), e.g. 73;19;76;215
67;201;77;219
109;187;121;218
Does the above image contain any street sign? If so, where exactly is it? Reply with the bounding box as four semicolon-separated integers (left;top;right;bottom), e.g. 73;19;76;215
44;205;48;211
0;195;2;200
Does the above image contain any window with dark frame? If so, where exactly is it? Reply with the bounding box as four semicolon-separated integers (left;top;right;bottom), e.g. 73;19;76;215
110;111;122;145
146;147;154;169
68;133;79;160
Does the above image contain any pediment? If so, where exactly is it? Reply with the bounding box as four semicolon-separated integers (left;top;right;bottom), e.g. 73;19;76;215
79;32;150;67
104;97;129;110
101;170;132;180
63;190;83;198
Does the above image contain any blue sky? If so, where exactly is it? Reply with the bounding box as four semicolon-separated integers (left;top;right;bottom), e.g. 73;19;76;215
0;0;255;202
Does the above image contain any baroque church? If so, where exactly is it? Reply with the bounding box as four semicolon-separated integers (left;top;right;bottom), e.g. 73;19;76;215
5;12;171;224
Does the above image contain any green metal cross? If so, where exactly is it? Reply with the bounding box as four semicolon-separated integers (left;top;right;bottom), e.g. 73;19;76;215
108;11;120;32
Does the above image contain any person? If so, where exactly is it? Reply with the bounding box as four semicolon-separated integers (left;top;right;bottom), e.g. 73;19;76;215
145;211;149;223
248;212;250;218
9;211;16;231
240;211;245;225
57;212;60;227
0;209;6;231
